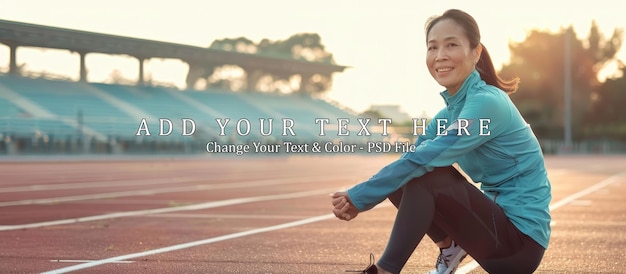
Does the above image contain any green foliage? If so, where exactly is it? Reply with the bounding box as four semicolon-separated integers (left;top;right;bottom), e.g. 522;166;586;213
208;33;335;64
209;37;257;53
188;33;335;94
587;65;626;140
500;23;624;141
360;109;385;120
257;33;335;63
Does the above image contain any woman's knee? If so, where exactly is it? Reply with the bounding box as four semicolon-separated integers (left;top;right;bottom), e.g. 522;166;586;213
406;166;467;191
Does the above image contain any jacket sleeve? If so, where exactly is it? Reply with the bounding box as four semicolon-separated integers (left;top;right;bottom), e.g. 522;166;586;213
413;108;446;147
347;91;510;211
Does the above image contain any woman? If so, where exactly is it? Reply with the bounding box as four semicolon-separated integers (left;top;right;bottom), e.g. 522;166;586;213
331;9;551;274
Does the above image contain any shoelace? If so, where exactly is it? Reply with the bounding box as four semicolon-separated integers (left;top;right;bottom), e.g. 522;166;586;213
435;249;451;269
345;253;376;273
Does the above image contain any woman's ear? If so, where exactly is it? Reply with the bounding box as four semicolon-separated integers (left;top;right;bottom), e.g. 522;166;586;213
474;43;483;64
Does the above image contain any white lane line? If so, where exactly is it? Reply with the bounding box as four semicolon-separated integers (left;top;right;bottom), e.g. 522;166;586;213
0;177;200;193
569;200;593;206
40;202;393;274
0;187;339;231
548;172;624;210
0;175;344;207
456;171;626;274
40;214;336;274
144;213;313;220
0;173;332;193
50;260;134;264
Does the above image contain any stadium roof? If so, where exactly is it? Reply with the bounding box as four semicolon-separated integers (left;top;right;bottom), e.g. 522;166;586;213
0;19;347;75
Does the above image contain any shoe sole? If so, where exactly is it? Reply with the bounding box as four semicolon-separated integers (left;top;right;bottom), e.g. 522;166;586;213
444;252;468;274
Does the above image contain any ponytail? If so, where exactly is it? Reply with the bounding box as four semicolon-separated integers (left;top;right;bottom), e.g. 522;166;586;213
476;44;519;94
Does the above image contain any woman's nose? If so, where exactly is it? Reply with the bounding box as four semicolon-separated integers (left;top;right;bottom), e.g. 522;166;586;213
435;49;447;62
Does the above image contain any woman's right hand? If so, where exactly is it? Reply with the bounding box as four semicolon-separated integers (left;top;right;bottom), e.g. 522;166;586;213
330;192;359;221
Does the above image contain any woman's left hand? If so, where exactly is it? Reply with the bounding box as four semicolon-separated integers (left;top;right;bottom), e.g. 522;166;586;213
330;192;359;221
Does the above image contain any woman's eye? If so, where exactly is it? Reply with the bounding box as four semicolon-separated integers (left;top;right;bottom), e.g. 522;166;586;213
427;46;436;51
447;43;458;47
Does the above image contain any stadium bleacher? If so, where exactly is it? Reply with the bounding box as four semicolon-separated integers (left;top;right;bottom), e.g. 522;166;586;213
0;74;364;154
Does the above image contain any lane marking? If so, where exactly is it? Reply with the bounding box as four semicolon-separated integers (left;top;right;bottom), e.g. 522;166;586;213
0;175;349;207
41;214;336;274
44;171;624;273
569;200;593;206
41;202;393;274
144;213;313;219
33;169;626;273
548;172;624;210
0;177;201;193
0;187;340;231
456;171;626;274
50;259;134;264
0;173;340;193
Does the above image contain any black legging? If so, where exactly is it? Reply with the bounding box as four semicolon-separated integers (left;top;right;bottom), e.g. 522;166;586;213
377;166;545;274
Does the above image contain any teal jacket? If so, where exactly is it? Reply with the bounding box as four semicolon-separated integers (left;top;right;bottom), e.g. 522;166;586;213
347;70;551;249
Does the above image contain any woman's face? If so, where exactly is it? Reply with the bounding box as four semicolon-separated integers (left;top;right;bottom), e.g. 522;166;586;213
426;19;481;95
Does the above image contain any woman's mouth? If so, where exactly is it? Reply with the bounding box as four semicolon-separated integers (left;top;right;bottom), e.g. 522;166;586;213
436;67;454;73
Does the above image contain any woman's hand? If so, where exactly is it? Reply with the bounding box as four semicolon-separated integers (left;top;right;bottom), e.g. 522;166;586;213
330;192;359;221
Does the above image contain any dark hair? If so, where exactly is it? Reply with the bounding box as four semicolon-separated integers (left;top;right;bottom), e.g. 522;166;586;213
425;9;519;94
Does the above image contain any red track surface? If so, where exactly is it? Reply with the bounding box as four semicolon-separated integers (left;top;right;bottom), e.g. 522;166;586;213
0;155;625;273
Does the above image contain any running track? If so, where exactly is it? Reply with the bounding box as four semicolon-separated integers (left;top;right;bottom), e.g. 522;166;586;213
0;155;624;273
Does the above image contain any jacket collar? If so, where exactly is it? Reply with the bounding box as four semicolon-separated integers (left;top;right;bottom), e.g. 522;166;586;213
440;70;480;106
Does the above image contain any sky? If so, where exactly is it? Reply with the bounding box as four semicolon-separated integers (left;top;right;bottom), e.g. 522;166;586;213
1;0;625;117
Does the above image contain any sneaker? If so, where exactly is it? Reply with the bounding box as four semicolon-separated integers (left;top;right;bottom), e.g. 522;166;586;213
346;253;378;274
428;241;467;274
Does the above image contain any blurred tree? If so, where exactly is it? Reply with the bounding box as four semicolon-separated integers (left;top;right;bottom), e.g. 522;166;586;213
360;109;385;121
300;72;333;94
185;38;254;90
587;63;626;140
258;33;335;63
500;22;623;140
186;33;336;94
107;69;134;85
185;61;217;89
255;33;336;94
209;37;258;53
